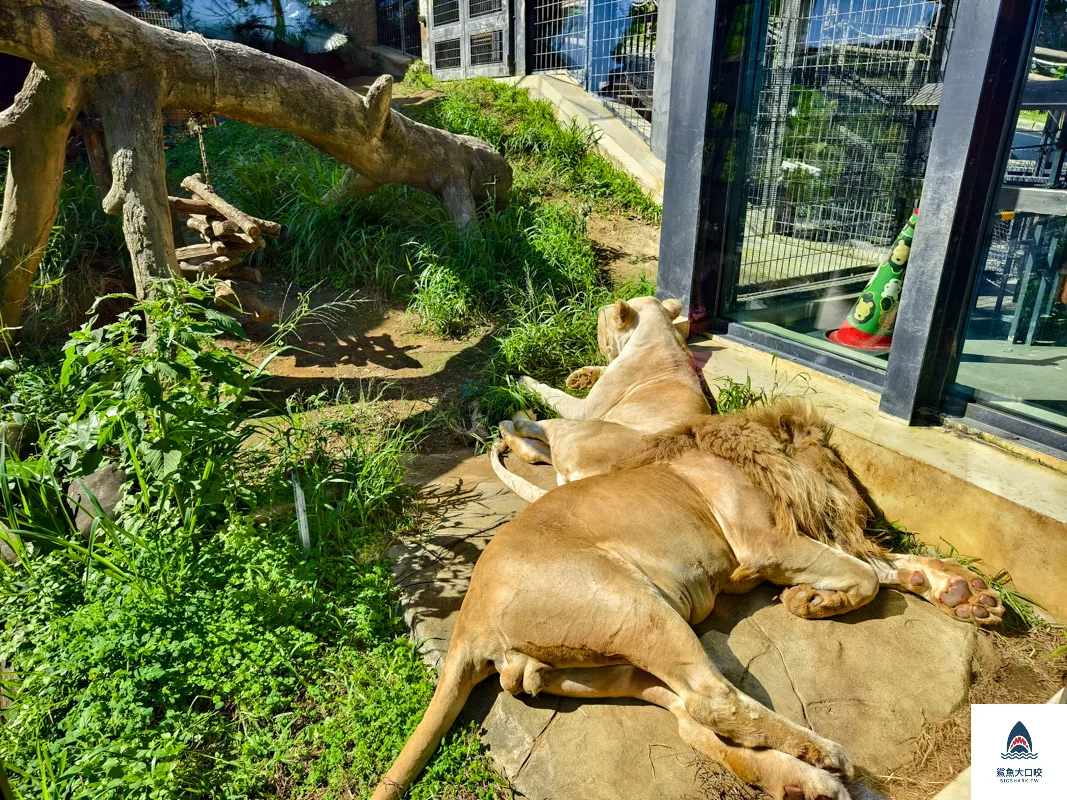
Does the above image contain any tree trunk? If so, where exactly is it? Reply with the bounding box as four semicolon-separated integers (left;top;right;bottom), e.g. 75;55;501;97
98;70;181;294
0;65;83;345
0;0;512;335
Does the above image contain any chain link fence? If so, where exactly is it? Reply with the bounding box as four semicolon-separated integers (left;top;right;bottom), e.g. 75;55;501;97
735;0;955;294
529;0;659;143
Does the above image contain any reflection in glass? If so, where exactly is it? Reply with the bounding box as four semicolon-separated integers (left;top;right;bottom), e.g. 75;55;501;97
951;3;1067;433
721;0;953;369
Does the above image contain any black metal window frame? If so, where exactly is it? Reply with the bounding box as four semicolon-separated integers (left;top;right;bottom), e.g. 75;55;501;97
658;0;1065;456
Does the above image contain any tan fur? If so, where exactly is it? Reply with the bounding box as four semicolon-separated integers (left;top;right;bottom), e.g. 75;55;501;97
374;438;1006;800
373;308;1008;800
496;296;712;499
627;400;883;561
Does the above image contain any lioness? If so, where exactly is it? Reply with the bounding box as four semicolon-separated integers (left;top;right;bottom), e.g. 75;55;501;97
372;402;1004;800
493;296;712;499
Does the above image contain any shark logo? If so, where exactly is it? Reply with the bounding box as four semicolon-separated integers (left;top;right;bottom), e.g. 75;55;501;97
1002;721;1038;759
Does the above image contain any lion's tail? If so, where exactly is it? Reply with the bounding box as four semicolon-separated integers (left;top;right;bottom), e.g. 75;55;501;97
370;641;483;800
490;440;548;503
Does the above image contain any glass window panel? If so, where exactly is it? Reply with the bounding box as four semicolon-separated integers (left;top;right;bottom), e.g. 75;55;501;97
949;5;1067;434
719;0;955;372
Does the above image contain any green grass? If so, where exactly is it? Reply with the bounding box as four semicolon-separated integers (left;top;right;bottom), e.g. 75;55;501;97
1018;109;1049;127
710;356;812;414
2;75;664;799
406;75;661;222
164;75;662;417
0;287;505;800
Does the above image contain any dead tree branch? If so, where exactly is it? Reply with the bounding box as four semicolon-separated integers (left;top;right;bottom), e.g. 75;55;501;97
97;70;181;294
0;65;84;342
0;0;512;335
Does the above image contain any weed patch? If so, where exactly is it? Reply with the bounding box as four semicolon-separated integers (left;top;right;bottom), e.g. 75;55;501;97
0;286;503;799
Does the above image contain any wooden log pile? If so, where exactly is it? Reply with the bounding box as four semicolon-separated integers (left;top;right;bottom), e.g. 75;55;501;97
168;173;281;323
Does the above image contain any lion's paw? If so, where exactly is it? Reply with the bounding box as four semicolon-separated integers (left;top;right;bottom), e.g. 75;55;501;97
781;584;854;619
902;558;1004;625
781;769;849;800
565;366;603;390
756;749;850;800
791;735;853;781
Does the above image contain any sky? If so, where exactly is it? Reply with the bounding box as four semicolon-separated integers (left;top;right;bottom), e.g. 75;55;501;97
805;0;940;47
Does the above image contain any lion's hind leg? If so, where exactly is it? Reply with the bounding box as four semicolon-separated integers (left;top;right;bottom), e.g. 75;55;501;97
536;666;849;800
873;554;1004;625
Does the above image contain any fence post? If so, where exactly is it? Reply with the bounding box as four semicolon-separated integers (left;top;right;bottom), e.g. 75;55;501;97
655;0;720;316
879;0;1042;421
513;0;527;75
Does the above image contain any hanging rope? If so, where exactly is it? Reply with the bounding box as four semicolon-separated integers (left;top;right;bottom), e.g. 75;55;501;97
188;32;221;188
185;115;212;188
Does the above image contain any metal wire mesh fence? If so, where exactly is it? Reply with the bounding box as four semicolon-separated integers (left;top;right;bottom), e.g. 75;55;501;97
735;0;955;295
131;7;192;128
131;8;181;31
530;0;588;74
529;0;658;143
377;0;423;58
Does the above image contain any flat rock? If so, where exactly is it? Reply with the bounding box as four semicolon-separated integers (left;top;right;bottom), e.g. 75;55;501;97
391;450;977;799
0;531;17;566
0;421;35;459
698;586;975;775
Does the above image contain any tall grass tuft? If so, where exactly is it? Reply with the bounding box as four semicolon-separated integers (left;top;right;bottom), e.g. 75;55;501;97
413;76;661;222
0;282;505;799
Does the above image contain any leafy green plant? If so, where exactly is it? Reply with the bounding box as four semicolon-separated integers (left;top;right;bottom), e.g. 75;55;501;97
0;281;504;800
712;356;812;414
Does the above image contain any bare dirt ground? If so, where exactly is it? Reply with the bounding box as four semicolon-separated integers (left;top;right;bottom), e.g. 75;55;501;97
586;211;660;284
226;278;488;403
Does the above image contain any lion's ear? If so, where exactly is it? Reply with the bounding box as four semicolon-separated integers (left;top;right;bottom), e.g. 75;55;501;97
614;300;635;329
662;298;682;320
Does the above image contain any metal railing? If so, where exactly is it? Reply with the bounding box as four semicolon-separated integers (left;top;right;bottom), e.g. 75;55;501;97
377;0;423;58
529;0;658;143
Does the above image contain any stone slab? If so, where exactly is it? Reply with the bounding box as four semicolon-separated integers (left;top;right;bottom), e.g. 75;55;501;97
392;450;977;799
